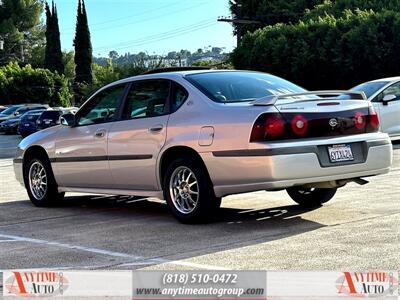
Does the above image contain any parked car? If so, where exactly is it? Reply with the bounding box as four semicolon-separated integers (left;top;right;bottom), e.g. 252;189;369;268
0;104;49;122
0;105;9;113
0;109;47;135
0;105;25;122
349;77;400;140
18;110;48;137
36;108;77;131
13;70;392;223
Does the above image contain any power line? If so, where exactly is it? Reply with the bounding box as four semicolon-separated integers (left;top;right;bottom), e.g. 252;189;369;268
95;18;216;50
62;2;208;34
101;22;218;52
61;1;182;31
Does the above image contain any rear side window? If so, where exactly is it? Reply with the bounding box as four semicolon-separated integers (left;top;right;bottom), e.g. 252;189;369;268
23;114;42;122
122;80;170;119
171;83;188;113
39;111;62;120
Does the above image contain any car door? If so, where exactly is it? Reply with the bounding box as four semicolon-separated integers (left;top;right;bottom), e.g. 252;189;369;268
107;79;172;191
372;81;400;137
54;84;126;188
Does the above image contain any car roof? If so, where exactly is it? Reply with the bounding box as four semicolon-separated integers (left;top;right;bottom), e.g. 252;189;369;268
106;69;249;88
367;76;400;83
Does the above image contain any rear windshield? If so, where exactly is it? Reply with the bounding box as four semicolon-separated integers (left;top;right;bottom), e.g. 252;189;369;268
23;114;41;121
185;71;305;103
39;111;61;120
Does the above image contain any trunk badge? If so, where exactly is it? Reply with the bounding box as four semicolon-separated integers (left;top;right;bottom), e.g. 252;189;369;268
329;118;338;128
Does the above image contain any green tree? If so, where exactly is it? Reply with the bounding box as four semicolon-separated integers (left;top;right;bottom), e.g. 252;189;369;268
229;0;323;36
303;0;400;20
0;0;44;65
73;0;92;85
232;10;400;90
44;1;64;73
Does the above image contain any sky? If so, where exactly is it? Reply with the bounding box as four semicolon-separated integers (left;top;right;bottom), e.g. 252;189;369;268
53;0;236;57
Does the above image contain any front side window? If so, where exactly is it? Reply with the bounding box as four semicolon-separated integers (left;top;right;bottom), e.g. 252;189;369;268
375;82;400;102
122;80;170;120
77;85;125;126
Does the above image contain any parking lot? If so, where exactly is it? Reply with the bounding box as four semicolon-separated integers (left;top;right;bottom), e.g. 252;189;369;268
0;133;399;271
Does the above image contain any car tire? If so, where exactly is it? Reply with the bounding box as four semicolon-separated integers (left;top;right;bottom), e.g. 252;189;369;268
163;157;221;223
23;155;64;207
286;187;337;208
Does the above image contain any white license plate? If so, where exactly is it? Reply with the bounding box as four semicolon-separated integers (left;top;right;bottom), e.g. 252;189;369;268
328;144;354;163
45;121;51;124
24;124;30;127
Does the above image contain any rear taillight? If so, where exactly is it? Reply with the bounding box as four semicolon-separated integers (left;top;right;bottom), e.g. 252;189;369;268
291;115;309;136
250;114;285;142
265;115;285;138
353;112;366;130
250;107;379;143
368;106;379;130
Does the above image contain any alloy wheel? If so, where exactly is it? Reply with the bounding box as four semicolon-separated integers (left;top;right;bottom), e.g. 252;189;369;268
169;166;199;214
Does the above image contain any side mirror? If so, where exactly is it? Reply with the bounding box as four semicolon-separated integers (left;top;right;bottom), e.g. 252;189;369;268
60;113;75;127
14;111;20;116
382;94;397;105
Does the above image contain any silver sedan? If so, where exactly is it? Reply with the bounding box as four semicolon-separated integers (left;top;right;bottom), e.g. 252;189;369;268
13;70;392;223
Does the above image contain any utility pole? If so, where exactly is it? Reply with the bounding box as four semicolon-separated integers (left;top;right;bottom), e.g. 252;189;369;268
218;1;261;46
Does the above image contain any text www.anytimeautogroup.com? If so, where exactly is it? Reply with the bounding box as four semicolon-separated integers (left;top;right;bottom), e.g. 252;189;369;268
136;287;264;298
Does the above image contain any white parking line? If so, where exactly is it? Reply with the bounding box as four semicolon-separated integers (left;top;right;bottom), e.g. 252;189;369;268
0;233;226;270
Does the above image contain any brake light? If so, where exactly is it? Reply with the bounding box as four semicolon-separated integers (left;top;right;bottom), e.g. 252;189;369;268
354;112;366;130
368;106;379;130
291;115;309;136
250;114;285;142
265;115;285;138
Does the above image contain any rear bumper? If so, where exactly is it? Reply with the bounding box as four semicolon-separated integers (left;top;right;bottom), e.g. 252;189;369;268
201;133;393;197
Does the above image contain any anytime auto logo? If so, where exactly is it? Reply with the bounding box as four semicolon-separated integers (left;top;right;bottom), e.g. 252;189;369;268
4;271;69;297
336;271;398;297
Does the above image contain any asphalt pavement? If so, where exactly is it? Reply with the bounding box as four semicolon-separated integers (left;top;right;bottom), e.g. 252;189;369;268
0;134;398;271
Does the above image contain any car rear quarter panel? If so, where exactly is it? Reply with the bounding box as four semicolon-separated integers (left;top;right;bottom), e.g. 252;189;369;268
159;78;279;188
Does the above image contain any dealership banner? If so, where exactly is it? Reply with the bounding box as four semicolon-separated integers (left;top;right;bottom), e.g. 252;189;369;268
0;270;398;299
132;270;266;299
267;271;399;298
2;270;132;298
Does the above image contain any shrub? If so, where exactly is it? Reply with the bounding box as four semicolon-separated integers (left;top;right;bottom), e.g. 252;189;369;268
232;10;400;89
0;62;72;106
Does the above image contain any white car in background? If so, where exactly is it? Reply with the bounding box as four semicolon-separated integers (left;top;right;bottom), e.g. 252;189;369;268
351;77;400;140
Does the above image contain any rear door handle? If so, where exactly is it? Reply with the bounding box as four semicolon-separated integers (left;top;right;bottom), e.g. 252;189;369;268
149;125;163;133
94;129;106;138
